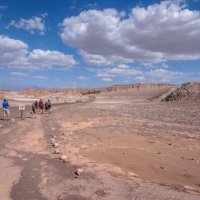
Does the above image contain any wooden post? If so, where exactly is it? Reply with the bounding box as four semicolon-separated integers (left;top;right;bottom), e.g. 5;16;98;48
19;105;25;120
21;110;23;119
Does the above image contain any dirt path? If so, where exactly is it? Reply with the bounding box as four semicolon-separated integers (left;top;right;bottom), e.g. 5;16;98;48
0;103;200;200
0;114;48;199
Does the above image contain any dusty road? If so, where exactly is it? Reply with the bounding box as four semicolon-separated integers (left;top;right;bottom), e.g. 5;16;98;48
0;98;200;200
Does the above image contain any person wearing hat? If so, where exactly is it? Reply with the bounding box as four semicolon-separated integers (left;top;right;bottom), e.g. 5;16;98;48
2;99;10;119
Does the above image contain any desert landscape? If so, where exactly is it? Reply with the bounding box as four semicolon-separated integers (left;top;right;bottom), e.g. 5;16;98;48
0;82;200;200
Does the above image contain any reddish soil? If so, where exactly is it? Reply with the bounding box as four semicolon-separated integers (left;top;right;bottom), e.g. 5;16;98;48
0;84;200;200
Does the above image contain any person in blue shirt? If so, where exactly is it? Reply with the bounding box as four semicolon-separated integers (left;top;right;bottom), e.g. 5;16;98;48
2;99;10;118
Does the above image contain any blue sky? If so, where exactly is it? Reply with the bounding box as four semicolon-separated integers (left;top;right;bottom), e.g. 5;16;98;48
0;0;200;89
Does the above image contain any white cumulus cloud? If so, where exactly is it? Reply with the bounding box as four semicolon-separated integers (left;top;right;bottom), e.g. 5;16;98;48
60;0;200;65
94;63;194;83
147;68;186;82
8;14;47;35
0;35;28;67
0;35;77;69
28;49;77;68
97;64;142;81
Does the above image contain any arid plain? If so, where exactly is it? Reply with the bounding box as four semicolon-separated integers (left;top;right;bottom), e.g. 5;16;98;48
0;83;200;200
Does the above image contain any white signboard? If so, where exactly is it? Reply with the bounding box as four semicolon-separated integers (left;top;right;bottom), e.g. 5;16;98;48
19;105;25;110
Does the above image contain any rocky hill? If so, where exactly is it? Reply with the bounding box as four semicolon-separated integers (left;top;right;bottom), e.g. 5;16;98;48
155;82;200;102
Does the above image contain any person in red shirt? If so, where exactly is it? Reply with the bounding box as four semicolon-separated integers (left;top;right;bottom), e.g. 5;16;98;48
39;99;44;114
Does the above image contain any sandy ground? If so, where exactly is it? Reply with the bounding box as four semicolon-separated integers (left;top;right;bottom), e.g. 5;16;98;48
0;94;200;200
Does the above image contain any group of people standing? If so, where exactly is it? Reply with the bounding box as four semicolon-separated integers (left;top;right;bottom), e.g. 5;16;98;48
32;99;51;114
1;98;52;119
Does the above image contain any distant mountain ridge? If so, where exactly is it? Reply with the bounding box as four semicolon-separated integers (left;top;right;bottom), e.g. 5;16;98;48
81;83;175;95
1;83;175;97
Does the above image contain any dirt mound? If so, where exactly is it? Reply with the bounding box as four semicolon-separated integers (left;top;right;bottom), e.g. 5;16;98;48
156;82;200;102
